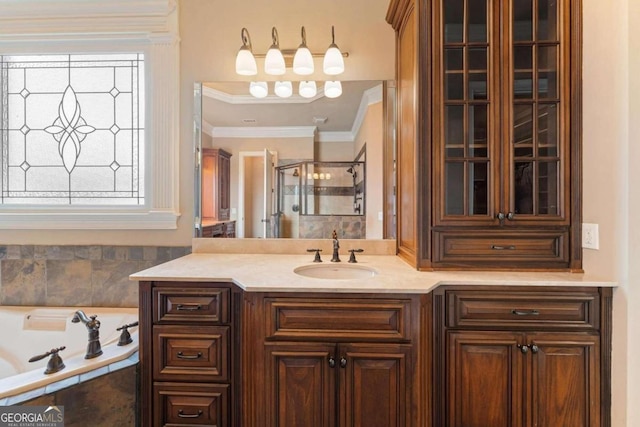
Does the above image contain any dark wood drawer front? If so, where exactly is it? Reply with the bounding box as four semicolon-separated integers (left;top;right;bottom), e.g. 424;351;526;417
266;298;411;341
433;231;569;265
153;325;229;381
154;287;230;323
154;383;229;426
446;290;598;330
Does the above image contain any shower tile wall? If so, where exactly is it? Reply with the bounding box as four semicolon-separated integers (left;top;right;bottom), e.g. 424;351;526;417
298;215;366;239
0;245;191;307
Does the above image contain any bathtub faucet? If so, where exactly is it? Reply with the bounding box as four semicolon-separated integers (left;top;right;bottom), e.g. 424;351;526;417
71;310;103;359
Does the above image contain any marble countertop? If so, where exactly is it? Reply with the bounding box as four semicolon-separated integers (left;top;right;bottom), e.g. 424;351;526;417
129;253;616;293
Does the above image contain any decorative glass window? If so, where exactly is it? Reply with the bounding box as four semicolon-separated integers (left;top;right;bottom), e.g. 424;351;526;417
1;53;145;205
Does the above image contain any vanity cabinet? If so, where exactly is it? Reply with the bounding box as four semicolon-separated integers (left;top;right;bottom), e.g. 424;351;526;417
247;294;428;427
202;148;232;222
138;281;241;427
387;0;583;270
432;285;612;427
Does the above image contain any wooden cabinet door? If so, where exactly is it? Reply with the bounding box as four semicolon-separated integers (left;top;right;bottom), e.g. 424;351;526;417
526;333;600;427
266;342;336;427
447;331;525;427
338;343;411;427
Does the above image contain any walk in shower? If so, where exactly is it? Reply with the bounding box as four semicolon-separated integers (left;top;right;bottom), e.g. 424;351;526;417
275;161;366;238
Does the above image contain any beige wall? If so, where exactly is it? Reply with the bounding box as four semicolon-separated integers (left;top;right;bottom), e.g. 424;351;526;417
582;0;635;425
355;102;384;239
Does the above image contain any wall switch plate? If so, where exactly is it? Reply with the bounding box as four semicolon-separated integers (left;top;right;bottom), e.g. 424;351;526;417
582;223;599;250
378;211;383;221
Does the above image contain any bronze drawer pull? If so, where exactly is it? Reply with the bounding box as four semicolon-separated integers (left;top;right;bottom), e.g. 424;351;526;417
176;304;202;311
511;309;540;316
178;409;203;418
177;351;203;360
491;245;516;250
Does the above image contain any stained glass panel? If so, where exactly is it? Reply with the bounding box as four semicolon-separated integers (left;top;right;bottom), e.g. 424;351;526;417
1;53;145;205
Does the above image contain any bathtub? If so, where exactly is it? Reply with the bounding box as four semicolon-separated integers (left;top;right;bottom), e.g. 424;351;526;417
0;306;139;401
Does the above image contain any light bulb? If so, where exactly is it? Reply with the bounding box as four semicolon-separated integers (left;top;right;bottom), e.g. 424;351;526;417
323;26;345;75
264;27;286;75
249;81;268;98
299;81;317;98
324;81;342;98
293;26;314;75
274;81;293;98
235;28;257;76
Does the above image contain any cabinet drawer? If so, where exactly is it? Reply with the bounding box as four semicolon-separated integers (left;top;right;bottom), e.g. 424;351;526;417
433;231;569;266
153;325;229;381
445;289;598;330
154;383;229;426
265;297;411;341
153;287;230;323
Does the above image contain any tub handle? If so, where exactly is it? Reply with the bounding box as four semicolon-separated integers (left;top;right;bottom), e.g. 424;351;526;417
177;351;203;360
175;304;202;311
178;410;203;418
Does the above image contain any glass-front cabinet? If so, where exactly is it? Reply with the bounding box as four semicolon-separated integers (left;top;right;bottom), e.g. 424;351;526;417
429;0;579;269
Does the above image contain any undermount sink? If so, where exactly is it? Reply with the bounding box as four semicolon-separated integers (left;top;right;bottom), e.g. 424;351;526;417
293;264;378;280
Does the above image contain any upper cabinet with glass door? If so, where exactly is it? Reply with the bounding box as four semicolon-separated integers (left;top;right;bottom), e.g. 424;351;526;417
387;0;582;270
434;0;579;269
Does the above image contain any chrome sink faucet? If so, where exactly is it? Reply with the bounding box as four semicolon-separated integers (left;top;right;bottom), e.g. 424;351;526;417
331;230;341;262
71;310;103;359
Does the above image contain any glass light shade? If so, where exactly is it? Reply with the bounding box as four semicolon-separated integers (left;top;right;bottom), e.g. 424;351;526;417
324;81;342;98
325;173;331;179
265;47;286;75
249;81;268;98
313;173;319;179
235;48;257;76
307;173;312;180
319;173;325;179
293;46;314;75
299;80;317;98
274;81;293;98
323;45;344;75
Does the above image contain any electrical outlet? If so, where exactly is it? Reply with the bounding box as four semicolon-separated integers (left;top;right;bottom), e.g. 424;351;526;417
582;223;599;250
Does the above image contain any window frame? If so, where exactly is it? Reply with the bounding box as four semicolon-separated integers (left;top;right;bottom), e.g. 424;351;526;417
0;1;180;229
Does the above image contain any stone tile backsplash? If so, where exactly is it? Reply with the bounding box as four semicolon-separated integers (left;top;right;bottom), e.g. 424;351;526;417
0;245;191;307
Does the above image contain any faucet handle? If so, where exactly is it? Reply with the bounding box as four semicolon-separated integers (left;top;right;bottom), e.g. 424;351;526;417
117;321;139;346
307;248;323;262
29;346;67;375
348;249;364;263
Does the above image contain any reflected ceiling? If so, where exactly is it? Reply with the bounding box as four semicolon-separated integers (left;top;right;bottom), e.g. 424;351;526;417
202;80;381;133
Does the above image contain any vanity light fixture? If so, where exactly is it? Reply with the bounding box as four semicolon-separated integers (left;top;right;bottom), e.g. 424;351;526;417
293;26;314;75
249;81;268;98
323;26;345;75
274;81;293;98
235;27;257;76
264;27;286;75
324;80;342;98
299;80;317;98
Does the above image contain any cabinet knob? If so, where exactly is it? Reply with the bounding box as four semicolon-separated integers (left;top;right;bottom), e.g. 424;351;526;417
506;212;515;220
497;212;506;220
340;357;347;368
329;357;336;368
530;344;539;354
517;344;529;354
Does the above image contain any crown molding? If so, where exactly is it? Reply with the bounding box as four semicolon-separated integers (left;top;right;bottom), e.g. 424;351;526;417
317;131;355;143
211;126;317;139
351;83;383;138
203;85;325;104
0;0;172;35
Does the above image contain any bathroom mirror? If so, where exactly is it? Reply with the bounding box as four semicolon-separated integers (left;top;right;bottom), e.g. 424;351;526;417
194;80;395;240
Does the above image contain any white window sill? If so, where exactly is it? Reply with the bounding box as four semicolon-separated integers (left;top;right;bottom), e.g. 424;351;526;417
0;211;180;230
